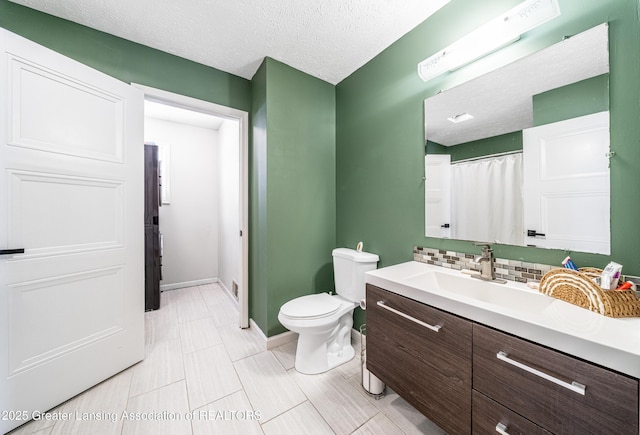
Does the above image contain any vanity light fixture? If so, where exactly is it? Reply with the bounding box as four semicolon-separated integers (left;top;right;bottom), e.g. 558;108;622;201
418;0;561;82
447;113;474;123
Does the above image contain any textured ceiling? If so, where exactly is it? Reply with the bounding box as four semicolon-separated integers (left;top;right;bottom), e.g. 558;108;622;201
9;0;450;85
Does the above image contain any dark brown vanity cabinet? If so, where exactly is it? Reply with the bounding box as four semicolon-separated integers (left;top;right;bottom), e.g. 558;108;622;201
366;284;639;435
366;284;472;434
472;390;551;434
473;324;639;435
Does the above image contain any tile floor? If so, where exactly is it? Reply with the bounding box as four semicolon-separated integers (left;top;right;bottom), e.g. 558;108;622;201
9;284;445;435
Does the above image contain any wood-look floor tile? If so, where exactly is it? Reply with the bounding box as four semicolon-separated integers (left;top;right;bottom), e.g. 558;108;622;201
335;353;361;380
234;352;306;422
159;289;179;313
345;376;444;435
122;381;191;435
199;284;239;327
351;413;404;435
198;283;234;305
372;390;444;435
171;286;211;324
145;303;179;354
178;317;222;354
130;339;184;398
7;414;56;435
183;344;242;410
261;401;334;435
8;425;53;435
218;324;264;361
270;341;297;371
191;391;263;435
290;369;378;435
49;369;133;435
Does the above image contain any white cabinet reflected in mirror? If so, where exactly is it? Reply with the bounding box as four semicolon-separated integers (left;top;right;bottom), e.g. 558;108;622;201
424;23;610;254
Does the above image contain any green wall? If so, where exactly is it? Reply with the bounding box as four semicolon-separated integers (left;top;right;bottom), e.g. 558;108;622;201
533;74;609;125
336;0;640;280
250;61;269;331
250;58;336;336
441;132;524;163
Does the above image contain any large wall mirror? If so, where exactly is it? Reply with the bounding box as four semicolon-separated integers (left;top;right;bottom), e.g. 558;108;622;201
424;23;611;255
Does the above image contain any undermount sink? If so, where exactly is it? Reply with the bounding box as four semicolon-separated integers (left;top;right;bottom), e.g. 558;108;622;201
401;270;554;311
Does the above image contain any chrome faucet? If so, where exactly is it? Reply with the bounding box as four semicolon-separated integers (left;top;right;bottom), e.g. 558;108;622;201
472;244;506;284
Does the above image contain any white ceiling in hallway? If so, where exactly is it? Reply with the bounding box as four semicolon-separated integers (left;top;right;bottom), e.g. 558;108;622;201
9;0;451;85
144;100;226;130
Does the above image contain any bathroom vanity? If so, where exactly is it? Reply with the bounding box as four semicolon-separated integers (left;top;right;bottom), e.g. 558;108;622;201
365;262;640;434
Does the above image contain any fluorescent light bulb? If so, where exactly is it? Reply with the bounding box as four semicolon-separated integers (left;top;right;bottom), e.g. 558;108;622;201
418;0;560;82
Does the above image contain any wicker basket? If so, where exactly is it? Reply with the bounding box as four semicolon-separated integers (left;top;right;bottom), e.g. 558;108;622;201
539;267;640;318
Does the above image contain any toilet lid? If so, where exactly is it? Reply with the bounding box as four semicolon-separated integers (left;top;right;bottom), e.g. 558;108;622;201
280;293;341;319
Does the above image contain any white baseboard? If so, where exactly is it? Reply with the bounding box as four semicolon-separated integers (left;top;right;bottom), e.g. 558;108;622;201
267;330;298;350
248;319;298;350
249;318;267;339
161;278;218;292
217;280;239;307
217;280;228;292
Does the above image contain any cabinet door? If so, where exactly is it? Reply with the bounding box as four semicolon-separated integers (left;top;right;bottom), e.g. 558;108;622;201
473;390;550;435
366;284;472;434
473;324;639;434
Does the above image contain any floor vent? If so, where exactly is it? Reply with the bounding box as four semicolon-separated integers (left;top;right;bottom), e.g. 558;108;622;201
232;280;239;299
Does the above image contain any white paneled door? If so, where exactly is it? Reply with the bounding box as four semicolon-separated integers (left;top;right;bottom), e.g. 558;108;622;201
0;30;144;432
425;154;451;238
523;111;610;254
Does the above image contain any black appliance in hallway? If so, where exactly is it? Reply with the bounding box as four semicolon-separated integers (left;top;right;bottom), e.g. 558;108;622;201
144;144;162;311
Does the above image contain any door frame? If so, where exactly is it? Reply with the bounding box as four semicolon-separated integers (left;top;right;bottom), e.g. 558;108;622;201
133;84;250;328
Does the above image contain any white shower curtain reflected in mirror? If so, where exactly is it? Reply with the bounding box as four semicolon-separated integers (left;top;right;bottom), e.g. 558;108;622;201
450;153;524;245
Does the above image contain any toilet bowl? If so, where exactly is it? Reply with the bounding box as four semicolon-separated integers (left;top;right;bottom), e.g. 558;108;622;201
278;293;357;374
278;248;379;374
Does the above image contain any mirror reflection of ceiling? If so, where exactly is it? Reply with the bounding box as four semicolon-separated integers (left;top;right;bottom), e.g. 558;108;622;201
425;23;609;147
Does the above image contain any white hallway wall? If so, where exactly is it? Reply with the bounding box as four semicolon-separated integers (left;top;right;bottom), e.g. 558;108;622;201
144;117;219;288
217;119;240;296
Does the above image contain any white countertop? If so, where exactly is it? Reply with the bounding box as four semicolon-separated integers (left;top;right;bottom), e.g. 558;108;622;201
365;261;640;378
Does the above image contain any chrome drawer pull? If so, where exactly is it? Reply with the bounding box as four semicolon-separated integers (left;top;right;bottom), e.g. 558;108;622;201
376;301;441;332
496;351;586;395
495;423;509;435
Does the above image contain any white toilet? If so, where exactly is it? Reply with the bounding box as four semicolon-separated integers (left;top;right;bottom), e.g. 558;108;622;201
278;248;379;374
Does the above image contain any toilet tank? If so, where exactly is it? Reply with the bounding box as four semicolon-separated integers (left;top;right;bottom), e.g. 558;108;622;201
332;248;379;302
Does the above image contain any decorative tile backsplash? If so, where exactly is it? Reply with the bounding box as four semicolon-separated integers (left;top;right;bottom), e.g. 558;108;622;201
413;246;553;283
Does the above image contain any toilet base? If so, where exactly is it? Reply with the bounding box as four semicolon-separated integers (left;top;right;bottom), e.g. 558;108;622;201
326;343;355;371
293;312;355;375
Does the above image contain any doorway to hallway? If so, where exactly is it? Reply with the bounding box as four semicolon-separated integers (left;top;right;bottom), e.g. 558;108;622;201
136;85;249;328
